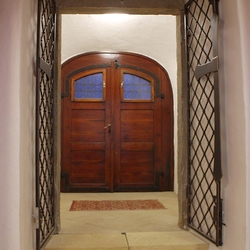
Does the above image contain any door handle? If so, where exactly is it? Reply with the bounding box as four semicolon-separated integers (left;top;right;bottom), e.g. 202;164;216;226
103;123;112;130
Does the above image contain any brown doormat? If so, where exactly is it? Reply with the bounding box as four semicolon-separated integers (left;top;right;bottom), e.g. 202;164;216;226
69;199;166;211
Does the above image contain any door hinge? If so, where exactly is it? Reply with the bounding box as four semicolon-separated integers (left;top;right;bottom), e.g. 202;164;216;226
156;93;165;99
61;92;69;98
114;60;119;69
213;197;225;246
155;172;164;190
33;207;39;229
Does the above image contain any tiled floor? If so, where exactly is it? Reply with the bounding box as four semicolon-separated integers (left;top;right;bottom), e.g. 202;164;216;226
44;192;208;250
60;192;180;234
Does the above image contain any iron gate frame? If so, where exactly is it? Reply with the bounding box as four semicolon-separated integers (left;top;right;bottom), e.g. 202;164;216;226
35;0;57;249
185;0;223;246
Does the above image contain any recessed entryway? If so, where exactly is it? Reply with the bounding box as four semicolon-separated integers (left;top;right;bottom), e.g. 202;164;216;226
36;11;189;250
34;0;225;248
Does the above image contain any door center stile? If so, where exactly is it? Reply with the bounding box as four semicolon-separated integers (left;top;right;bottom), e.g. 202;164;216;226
107;60;117;192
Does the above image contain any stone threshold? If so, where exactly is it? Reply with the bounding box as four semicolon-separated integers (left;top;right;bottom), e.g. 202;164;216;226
44;231;208;250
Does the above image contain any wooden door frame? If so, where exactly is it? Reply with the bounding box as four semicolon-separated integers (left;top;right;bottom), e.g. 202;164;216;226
53;2;188;233
60;52;174;192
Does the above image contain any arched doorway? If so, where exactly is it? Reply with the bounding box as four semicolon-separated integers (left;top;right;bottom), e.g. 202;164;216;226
60;52;174;192
35;1;223;248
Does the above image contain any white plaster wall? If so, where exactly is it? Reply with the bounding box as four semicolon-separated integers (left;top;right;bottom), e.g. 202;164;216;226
209;0;250;249
0;1;22;249
237;1;250;248
0;0;36;249
19;0;37;249
62;14;178;192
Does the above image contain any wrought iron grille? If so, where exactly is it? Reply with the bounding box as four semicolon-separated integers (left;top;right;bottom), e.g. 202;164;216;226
185;0;223;246
35;0;56;249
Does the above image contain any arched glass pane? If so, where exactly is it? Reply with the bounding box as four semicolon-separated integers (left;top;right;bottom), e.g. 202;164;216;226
74;73;103;99
123;73;152;100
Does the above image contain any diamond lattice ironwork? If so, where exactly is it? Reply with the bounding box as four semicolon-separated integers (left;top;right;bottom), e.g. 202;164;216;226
185;0;222;246
36;0;56;249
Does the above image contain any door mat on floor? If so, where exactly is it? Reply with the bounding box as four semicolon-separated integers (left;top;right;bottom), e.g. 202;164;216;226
69;199;166;211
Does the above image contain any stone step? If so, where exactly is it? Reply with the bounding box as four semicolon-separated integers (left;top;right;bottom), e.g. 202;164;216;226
44;231;208;250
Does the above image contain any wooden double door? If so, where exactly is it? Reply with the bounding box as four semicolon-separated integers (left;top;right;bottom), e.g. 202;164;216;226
61;52;173;192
